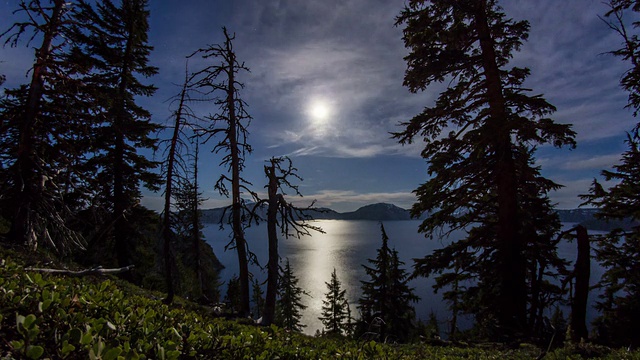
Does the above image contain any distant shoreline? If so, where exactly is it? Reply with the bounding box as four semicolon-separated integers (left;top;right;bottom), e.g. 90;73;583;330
200;203;637;231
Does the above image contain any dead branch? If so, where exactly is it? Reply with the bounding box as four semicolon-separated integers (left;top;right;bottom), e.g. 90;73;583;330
24;265;134;276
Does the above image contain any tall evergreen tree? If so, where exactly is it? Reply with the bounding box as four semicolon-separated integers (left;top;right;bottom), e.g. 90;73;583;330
582;132;640;346
70;0;160;271
395;0;575;339
602;0;640;122
0;0;86;252
275;259;307;332
319;268;350;337
189;27;255;316
358;223;418;343
580;1;640;346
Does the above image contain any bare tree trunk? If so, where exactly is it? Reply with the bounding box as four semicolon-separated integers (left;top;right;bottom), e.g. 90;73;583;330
262;162;279;326
450;278;459;339
571;225;590;342
161;72;189;304
227;47;250;317
192;139;204;297
10;0;66;250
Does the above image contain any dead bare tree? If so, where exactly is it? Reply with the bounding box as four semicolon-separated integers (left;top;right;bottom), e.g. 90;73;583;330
252;156;324;326
160;63;196;304
188;27;255;316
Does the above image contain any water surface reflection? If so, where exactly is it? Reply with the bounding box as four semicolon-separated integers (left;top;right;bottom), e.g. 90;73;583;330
204;220;601;335
205;220;449;335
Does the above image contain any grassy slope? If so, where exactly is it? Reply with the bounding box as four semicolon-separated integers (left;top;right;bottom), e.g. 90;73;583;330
0;251;638;359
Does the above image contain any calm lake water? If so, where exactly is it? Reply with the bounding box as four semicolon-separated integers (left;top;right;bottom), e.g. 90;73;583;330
204;220;604;336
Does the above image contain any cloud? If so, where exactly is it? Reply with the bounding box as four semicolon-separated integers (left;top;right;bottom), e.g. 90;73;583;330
537;151;623;172
560;153;622;171
0;45;37;88
549;177;619;209
218;0;431;159
549;178;595;209
504;0;634;142
140;195;164;213
243;38;432;158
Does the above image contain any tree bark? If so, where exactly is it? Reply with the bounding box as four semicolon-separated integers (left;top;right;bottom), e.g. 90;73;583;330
571;225;590;342
262;162;279;326
226;44;250;317
192;140;203;297
161;74;188;305
10;0;66;250
474;1;527;337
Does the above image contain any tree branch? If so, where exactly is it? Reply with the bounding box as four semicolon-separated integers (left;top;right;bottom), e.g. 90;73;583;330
25;265;135;276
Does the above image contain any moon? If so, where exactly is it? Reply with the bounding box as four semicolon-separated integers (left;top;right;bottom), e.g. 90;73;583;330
307;99;331;124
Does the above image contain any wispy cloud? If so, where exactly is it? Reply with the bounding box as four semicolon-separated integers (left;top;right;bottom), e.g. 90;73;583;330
560;153;622;171
505;0;633;142
245;39;417;158
219;0;430;159
537;151;623;172
550;177;619;209
0;46;36;88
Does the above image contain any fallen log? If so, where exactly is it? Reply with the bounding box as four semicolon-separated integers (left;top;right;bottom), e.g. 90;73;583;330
24;265;134;276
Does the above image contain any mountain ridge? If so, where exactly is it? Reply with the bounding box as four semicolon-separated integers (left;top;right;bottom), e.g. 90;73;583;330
200;203;636;231
200;202;414;223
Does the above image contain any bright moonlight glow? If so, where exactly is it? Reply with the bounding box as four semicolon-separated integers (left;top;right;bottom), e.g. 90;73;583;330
308;99;331;123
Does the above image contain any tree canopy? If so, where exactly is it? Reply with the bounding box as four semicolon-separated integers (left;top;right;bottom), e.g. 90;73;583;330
395;0;575;339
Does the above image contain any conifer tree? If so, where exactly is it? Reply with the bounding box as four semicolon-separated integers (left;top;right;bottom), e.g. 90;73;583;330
172;138;221;301
358;223;418;342
70;0;160;270
275;259;307;332
225;274;241;315
582;132;640;346
395;0;575;339
0;0;86;252
319;268;350;337
423;311;440;340
581;1;640;346
252;278;265;319
602;0;640;122
189;27;255;316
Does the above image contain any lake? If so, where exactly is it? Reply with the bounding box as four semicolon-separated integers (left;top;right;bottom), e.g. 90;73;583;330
204;219;604;336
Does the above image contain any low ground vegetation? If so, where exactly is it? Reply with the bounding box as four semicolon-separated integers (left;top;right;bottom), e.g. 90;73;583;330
1;252;637;359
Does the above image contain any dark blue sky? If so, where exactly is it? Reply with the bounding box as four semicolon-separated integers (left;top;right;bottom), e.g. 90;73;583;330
0;0;634;212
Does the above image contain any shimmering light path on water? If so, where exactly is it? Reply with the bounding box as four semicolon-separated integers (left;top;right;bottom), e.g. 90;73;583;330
205;220;602;336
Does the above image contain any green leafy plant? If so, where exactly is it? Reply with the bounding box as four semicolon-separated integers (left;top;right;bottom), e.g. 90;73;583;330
1;254;637;359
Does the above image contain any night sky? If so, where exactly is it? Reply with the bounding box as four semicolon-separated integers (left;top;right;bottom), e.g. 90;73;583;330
0;0;634;212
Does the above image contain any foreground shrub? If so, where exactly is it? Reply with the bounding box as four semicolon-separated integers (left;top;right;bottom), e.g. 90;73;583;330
1;256;638;359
